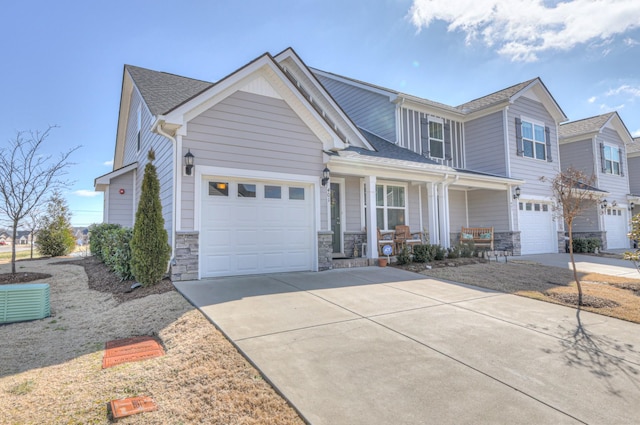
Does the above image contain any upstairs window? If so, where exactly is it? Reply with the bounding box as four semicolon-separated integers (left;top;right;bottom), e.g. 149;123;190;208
428;120;444;159
521;120;546;160
603;145;621;175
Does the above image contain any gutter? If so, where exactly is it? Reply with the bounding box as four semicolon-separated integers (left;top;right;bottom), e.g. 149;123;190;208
154;120;177;272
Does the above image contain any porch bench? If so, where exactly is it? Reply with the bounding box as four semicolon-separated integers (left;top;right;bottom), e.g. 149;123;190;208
460;227;494;250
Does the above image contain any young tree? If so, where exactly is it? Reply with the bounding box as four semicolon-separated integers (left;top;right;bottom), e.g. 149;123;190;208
24;209;42;259
130;149;170;286
36;191;76;257
546;167;600;306
0;126;78;273
624;212;639;273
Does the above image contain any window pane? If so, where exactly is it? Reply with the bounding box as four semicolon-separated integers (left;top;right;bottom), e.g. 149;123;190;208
387;209;405;229
605;160;612;174
376;185;384;206
611;148;620;161
542;204;549;212
264;185;281;199
534;203;541;211
430;139;444;158
386;186;405;207
209;182;228;196
519;202;523;210
534;124;545;142
238;183;256;198
289;187;305;200
526;203;532;211
523;140;534;158
429;121;443;140
535;142;546;160
522;122;533;139
613;162;620;175
376;208;384;229
604;146;612;160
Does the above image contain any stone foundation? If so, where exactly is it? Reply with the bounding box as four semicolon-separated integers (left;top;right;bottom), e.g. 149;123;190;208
451;231;521;255
318;231;333;271
171;231;199;281
344;231;367;258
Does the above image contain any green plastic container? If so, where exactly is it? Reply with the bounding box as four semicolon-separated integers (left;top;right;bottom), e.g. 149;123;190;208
0;283;50;324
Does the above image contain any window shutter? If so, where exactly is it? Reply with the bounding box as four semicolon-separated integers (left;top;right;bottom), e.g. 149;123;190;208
420;117;430;157
619;148;624;176
545;126;552;162
599;142;606;173
444;122;452;161
515;117;523;156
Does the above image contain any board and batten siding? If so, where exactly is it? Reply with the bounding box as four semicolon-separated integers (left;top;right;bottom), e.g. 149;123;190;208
180;90;324;230
467;189;510;232
398;108;465;169
559;138;595;176
508;97;561;197
121;87;174;237
315;74;396;142
107;172;135;227
463;111;506;175
596;128;630;202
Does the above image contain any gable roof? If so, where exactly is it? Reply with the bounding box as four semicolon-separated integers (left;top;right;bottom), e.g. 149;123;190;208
351;128;440;165
628;137;640;154
456;79;538;113
559;111;633;144
125;65;214;116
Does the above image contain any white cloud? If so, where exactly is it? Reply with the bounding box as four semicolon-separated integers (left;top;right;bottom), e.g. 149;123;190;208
103;160;113;166
74;190;100;198
605;84;640;98
598;103;625;111
587;96;596;103
624;37;640;47
633;129;640;137
408;0;640;62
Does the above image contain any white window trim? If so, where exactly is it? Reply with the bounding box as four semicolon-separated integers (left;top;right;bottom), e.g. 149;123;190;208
603;144;621;176
520;117;546;161
360;179;409;231
428;117;445;160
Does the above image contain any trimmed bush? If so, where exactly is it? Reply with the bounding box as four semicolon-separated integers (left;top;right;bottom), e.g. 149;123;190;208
572;237;602;253
432;245;446;261
412;245;432;263
89;223;122;261
447;245;461;259
396;246;412;265
102;227;134;281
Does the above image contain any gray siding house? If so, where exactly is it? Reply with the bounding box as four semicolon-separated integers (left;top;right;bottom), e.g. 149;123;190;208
97;48;576;281
559;112;636;250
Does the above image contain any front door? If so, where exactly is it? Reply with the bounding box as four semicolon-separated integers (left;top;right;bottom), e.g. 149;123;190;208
330;182;341;253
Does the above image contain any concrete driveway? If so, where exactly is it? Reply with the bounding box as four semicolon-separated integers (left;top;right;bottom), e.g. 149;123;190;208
518;252;638;278
175;267;640;425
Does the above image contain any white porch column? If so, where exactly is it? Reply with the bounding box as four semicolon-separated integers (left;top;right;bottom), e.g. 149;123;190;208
438;182;451;248
427;182;439;245
366;175;378;259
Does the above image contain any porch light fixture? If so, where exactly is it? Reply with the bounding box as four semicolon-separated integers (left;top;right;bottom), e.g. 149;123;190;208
184;150;194;176
600;199;608;209
629;202;635;211
321;167;330;186
611;200;618;207
513;186;521;200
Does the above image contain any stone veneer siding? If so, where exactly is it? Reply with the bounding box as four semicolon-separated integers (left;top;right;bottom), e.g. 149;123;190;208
451;231;521;255
344;231;367;258
318;231;333;271
171;231;199;281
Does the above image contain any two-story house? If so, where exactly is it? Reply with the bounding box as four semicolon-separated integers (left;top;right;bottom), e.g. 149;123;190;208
559;112;635;249
95;48;568;281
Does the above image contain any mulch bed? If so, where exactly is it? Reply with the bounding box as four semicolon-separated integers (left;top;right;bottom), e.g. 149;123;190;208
0;272;52;285
545;292;621;309
392;257;487;273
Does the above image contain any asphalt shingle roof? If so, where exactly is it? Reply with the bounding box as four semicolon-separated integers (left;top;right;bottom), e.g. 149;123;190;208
456;79;538;113
350;128;440;165
628;137;640;154
125;65;214;115
559;112;616;139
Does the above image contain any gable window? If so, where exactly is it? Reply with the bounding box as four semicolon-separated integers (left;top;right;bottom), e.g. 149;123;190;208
603;145;621;175
428;120;444;159
521;120;546;160
376;184;406;230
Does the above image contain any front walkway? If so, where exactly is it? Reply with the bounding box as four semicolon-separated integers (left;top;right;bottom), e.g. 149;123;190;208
518;252;638;278
175;267;640;425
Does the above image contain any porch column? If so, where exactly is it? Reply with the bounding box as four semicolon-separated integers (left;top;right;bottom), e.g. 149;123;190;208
438;182;450;248
426;182;439;245
366;175;378;259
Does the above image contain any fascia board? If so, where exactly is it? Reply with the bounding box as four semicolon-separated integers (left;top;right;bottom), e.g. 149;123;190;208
511;80;567;123
462;102;510;121
310;67;397;99
559;133;599;144
113;70;134;169
94;162;137;191
604;114;634;145
395;97;465;121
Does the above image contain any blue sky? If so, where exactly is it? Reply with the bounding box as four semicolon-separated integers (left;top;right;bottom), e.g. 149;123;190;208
2;0;639;227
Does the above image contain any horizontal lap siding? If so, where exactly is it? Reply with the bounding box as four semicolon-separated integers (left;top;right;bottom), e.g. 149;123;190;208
181;91;323;230
573;200;599;232
629;156;640;195
508;97;561;197
559;139;594;176
108;172;134;227
316;75;396;142
449;190;467;231
467;190;509;231
344;177;362;232
464;111;506;175
596;128;630;202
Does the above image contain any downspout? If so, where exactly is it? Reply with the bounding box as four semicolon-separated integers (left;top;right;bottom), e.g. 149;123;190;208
155;121;177;271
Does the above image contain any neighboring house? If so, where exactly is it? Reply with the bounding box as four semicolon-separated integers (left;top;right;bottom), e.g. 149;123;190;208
15;230;35;245
559;112;636;250
0;231;9;245
628;137;640;202
96;48;569;281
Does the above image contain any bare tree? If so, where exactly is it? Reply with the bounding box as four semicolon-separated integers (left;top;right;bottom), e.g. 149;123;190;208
24;209;42;259
0;126;79;273
544;167;600;306
624;212;639;273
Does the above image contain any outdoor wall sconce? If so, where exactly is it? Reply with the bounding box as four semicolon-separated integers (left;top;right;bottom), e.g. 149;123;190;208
600;199;608;209
513;186;521;200
611;200;617;207
629;202;635;211
184;150;194;176
322;167;330;186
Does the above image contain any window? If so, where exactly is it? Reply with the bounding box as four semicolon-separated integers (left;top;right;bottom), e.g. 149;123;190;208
375;184;406;230
428;120;444;159
264;185;281;199
238;183;256;198
603;145;621;175
289;187;305;200
209;182;228;196
521;120;546;160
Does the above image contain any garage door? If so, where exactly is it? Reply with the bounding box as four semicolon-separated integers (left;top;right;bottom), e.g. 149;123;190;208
604;208;629;249
201;178;315;277
519;201;556;255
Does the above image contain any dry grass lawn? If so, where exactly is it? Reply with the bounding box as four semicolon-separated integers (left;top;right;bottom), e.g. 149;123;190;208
416;260;640;323
0;258;303;424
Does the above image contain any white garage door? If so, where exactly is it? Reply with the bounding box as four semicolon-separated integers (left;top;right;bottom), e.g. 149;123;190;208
604;208;629;249
519;201;556;255
201;178;315;277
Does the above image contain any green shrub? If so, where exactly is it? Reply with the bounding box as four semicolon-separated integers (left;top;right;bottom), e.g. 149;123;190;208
103;227;134;281
460;241;475;258
89;223;122;261
447;245;460;259
412;245;432;263
396;246;412;265
572;237;601;253
432;245;446;261
36;191;76;257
